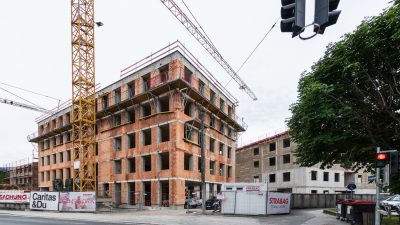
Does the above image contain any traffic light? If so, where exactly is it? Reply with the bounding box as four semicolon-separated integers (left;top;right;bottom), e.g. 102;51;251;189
390;151;399;174
314;0;341;34
281;0;306;37
376;153;388;168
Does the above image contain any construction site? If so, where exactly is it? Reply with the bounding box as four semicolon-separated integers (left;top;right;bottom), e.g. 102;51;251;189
28;41;247;207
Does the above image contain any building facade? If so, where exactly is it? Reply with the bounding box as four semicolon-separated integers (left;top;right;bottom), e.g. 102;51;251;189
4;162;38;190
236;131;375;194
29;45;245;206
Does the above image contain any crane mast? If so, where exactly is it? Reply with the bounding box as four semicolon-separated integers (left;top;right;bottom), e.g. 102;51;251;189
71;0;97;192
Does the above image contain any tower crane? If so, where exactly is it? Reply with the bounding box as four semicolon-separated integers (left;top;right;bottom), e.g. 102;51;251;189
0;98;52;114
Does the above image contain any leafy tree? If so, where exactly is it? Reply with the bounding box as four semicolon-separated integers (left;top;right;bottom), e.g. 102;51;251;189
287;2;400;192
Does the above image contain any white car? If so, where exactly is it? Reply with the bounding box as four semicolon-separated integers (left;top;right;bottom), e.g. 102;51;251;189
381;195;400;210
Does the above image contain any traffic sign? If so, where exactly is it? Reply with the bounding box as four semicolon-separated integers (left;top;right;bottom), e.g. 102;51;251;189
347;183;357;191
368;176;376;183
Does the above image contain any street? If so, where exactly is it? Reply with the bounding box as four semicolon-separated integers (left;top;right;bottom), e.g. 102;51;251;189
0;209;346;225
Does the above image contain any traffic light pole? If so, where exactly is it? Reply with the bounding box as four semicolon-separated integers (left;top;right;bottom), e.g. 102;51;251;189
375;147;381;225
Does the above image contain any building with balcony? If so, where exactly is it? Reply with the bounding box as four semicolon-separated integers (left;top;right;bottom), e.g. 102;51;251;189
236;131;375;194
29;42;246;207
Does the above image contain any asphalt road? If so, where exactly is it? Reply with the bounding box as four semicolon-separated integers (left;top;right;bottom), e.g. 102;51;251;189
0;214;130;225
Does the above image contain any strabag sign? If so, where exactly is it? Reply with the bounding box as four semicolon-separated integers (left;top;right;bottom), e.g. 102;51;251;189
30;192;59;211
267;192;291;215
59;192;96;212
0;192;30;203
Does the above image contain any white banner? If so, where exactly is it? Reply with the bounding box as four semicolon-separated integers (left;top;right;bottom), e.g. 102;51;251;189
267;192;291;215
0;192;30;203
59;192;96;212
30;192;59;211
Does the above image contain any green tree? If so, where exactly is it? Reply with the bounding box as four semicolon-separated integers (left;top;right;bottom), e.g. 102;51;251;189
287;2;400;192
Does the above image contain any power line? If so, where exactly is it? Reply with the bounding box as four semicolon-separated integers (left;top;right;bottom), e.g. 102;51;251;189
224;17;280;88
0;81;61;102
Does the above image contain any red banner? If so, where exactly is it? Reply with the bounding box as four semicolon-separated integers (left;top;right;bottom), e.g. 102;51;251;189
0;192;30;203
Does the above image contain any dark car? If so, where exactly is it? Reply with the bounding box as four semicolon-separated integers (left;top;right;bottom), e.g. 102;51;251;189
205;197;220;210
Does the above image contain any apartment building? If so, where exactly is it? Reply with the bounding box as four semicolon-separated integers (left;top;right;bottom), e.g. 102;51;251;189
236;131;375;194
29;43;246;206
4;162;38;190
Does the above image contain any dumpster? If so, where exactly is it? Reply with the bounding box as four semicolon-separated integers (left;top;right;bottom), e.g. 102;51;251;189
336;199;354;221
347;200;375;225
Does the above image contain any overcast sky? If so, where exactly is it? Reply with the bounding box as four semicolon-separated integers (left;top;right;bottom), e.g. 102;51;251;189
0;0;392;165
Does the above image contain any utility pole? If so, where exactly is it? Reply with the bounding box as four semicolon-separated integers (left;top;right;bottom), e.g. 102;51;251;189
200;108;206;214
375;147;381;225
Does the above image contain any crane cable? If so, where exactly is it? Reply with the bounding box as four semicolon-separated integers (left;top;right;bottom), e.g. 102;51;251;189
224;17;280;88
0;86;48;111
0;81;61;102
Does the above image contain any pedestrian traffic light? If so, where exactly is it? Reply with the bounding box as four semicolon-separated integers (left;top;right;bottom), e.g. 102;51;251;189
314;0;341;34
280;0;306;37
376;153;388;168
390;151;399;174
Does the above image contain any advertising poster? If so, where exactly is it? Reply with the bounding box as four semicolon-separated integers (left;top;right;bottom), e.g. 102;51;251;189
59;192;96;212
0;192;30;203
267;192;291;215
30;192;59;211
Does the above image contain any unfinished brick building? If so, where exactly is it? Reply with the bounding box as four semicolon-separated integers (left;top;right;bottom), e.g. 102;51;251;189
29;42;246;207
4;162;38;191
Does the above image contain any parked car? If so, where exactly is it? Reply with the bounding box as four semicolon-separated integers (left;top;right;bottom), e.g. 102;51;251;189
205;197;220;210
184;196;198;209
380;195;400;210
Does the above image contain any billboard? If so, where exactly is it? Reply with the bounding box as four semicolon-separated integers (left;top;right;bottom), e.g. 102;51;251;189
30;192;59;211
267;192;291;215
59;192;96;212
0;192;30;203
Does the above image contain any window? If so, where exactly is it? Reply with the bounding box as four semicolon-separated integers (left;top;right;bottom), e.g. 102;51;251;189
95;142;98;155
127;133;136;149
210;116;216;128
357;174;363;183
335;173;340;182
114;88;121;104
102;95;108;110
198;157;202;172
142;155;152;172
253;161;259;168
219;163;225;176
209;138;215;152
159;152;169;170
159;124;170;142
210;160;215;175
283;154;291;164
311;171;317;181
113;136;122;151
59;152;63;163
112;113;121;127
199;80;205;95
160;68;169;83
253;176;260;183
184;67;192;84
283;172;291;182
210;90;216;104
269;142;276;151
58;169;63;180
66;112;70;125
142;74;150;92
269;174;276;183
127;82;135;98
283;138;291;148
184;124;193;141
227;147;232;159
184;102;192;117
52;154;56;164
51;170;56;181
142;129;152;146
253;148;259;156
114;160;122;174
52;137;56;147
46;171;50;181
323;172;329;181
228;105;232;117
311;190;317;194
66;150;71;161
184;153;193;171
40;157;44;166
126;108;135;123
66;132;71;142
219;143;224;155
40;172;44;182
219;98;225;112
227;166;232;178
128;158;136;173
219;122;225;134
158;96;169;112
269;157;276;166
141;102;151;118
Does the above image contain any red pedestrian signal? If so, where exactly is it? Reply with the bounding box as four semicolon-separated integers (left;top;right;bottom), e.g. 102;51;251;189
377;153;388;160
376;153;388;168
